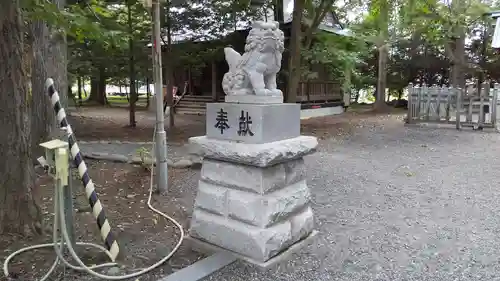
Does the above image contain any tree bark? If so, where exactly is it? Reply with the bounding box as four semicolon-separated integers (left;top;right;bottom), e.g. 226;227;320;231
450;31;466;89
448;0;466;89
146;77;150;108
164;1;175;127
286;0;305;103
90;75;99;102
370;0;390;112
273;0;284;22
373;44;390;112
30;0;68;160
99;67;107;104
395;88;403;107
0;0;42;235
89;68;106;105
128;0;137;127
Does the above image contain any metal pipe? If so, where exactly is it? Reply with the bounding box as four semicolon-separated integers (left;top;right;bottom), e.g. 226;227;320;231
153;0;168;194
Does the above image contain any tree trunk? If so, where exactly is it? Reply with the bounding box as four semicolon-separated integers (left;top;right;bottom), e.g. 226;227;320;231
98;67;107;105
211;61;217;101
449;0;467;89
0;0;42;235
30;0;68;160
355;90;360;103
394;88;403;107
373;43;390;112
273;0;284;22
164;2;175;127
90;75;99;102
286;0;305;103
77;76;83;105
128;0;137;127
89;68;106;105
146;78;150;108
450;32;466;89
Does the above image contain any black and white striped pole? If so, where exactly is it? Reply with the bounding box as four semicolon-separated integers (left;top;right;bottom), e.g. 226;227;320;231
45;78;120;262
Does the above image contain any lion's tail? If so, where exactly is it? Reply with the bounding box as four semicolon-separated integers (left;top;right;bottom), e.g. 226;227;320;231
224;47;242;70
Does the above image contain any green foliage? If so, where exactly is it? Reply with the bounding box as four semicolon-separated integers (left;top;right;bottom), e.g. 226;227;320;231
301;31;370;86
23;0;127;46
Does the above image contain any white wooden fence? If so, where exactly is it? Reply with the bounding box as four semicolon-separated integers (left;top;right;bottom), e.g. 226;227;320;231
406;83;499;130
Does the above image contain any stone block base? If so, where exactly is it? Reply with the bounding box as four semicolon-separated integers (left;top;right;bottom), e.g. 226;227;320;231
206;103;300;144
189;206;314;263
189;135;318;167
224;95;283;104
189;156;315;263
186;230;318;269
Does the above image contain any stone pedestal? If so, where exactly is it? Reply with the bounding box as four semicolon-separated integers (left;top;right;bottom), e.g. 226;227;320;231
188;102;318;266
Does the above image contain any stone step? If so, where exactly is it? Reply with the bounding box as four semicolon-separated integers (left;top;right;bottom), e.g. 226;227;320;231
182;96;214;102
176;103;206;109
175;108;206;115
180;96;225;102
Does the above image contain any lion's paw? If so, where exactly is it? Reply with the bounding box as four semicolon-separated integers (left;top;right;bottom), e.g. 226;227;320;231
254;89;269;96
269;89;282;96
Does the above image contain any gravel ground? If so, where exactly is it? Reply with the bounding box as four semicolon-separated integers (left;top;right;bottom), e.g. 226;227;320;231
202;117;500;281
15;111;500;281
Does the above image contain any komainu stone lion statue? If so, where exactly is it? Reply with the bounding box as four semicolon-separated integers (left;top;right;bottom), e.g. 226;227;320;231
222;21;285;97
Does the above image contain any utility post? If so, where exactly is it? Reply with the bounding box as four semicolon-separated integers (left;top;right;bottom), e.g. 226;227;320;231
143;0;169;194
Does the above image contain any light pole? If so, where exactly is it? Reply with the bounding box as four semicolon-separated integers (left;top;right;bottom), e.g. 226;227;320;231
143;0;168;193
153;0;169;194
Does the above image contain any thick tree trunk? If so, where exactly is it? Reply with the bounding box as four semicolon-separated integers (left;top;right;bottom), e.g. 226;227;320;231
30;0;68;160
450;32;466;89
374;43;390;112
90;75;99;102
89;68;107;105
99;67;107;105
285;0;305;103
449;0;467;89
0;0;42;235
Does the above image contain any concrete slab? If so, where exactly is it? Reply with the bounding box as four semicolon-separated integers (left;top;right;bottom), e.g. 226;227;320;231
157;252;237;281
